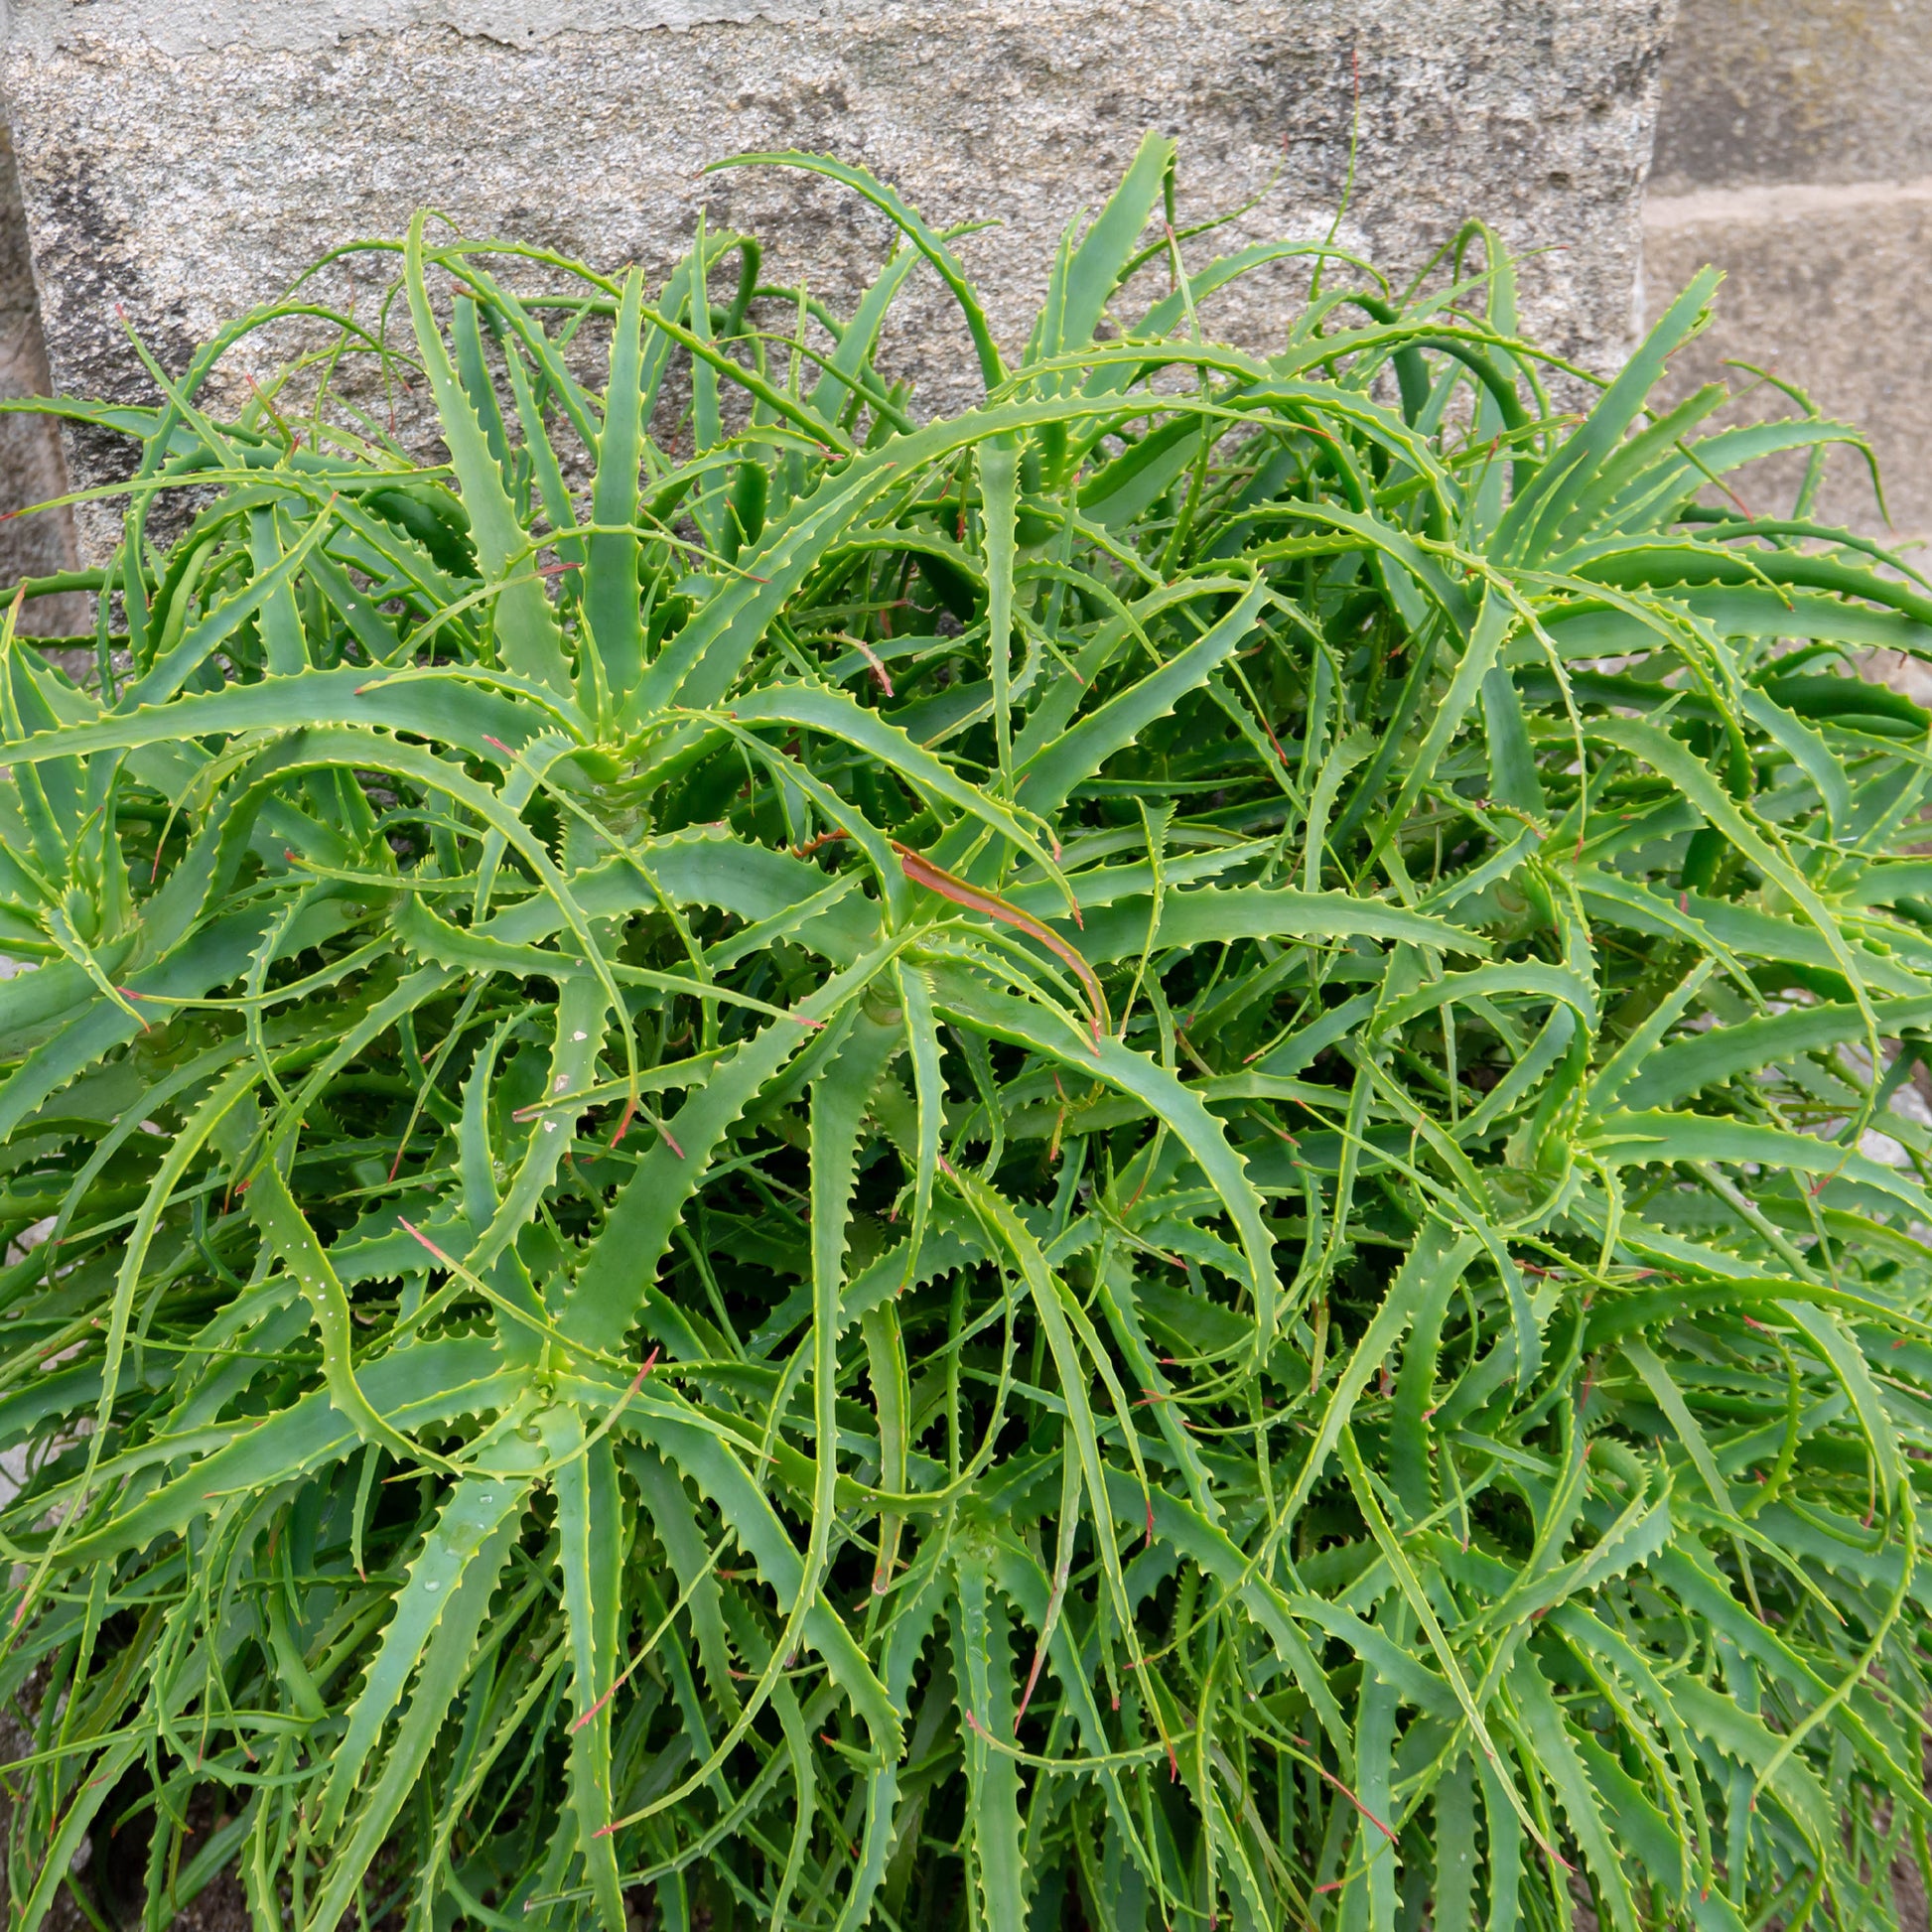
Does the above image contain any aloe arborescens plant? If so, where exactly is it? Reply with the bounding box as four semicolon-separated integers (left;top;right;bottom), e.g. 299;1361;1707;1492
3;137;1932;1930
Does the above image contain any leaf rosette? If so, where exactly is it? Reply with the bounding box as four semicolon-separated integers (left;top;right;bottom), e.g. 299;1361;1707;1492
0;138;1927;1931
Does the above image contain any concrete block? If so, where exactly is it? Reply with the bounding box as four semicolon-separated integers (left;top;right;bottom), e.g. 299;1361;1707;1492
1645;185;1932;545
1651;0;1932;196
1645;1;1932;557
1;0;1670;561
0;116;81;635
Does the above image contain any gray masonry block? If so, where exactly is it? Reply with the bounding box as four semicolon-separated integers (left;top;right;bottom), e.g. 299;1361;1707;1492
0;114;80;634
1645;186;1932;543
1650;0;1932;198
1645;0;1932;547
0;0;1671;562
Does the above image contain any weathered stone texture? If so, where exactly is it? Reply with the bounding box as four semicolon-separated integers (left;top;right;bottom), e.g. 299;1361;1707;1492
0;115;81;634
0;0;838;58
0;0;1670;561
1646;192;1932;539
1645;0;1932;544
1650;0;1932;198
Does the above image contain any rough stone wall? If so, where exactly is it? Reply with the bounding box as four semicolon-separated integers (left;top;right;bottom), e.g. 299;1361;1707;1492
1644;0;1932;545
0;115;80;636
0;0;1671;564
